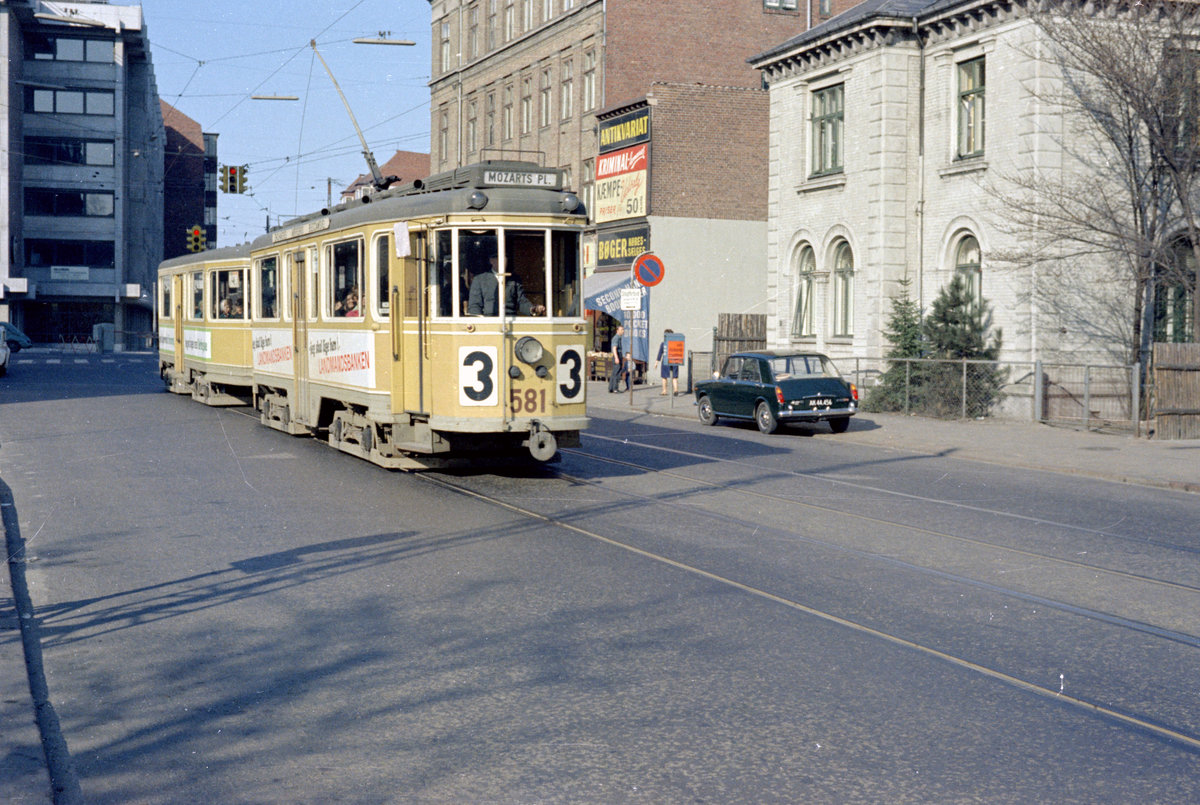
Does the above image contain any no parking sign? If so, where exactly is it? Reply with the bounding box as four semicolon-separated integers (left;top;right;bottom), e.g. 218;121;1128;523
631;252;665;287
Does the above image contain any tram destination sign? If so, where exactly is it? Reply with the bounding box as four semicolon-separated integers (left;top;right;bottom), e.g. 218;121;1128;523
483;169;558;187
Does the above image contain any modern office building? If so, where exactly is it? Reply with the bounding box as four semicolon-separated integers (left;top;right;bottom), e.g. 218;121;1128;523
0;0;163;349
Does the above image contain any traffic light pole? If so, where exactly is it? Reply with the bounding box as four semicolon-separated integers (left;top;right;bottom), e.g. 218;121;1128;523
309;39;387;190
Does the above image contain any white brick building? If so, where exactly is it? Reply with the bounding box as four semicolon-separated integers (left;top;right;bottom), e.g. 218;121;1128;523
751;0;1183;368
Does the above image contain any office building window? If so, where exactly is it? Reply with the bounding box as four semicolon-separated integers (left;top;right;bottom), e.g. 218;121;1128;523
29;36;113;63
504;0;515;41
524;0;534;31
26;239;115;269
764;0;798;8
25;188;113;217
811;84;843;175
25;137;114;166
543;0;553;21
27;87;114;116
958;57;985;158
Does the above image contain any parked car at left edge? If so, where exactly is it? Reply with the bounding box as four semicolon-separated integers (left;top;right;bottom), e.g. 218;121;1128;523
1;322;32;353
695;350;858;434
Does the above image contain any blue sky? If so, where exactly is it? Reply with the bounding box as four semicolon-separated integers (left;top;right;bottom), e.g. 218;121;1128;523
144;0;432;246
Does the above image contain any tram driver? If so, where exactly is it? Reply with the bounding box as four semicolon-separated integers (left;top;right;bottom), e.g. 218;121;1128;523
467;255;545;317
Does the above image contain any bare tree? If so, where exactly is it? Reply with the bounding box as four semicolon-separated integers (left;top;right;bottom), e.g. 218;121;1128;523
987;0;1199;368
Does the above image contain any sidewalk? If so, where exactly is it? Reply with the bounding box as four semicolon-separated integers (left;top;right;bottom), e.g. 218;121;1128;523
587;380;1200;494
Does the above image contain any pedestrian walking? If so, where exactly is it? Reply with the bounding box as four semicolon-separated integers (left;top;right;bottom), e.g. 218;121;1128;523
655;328;680;395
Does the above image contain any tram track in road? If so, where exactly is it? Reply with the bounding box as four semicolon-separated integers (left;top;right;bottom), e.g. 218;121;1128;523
564;441;1200;600
415;466;1200;755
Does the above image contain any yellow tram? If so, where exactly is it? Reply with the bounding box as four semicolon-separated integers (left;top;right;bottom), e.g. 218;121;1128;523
158;161;589;468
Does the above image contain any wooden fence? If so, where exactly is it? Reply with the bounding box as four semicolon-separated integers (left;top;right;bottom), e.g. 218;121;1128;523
1153;343;1200;439
712;313;766;373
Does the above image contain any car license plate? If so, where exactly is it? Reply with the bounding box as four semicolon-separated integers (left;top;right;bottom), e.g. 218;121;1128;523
809;398;832;408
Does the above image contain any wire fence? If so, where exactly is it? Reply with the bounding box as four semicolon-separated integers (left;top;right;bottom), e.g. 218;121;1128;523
688;351;1142;433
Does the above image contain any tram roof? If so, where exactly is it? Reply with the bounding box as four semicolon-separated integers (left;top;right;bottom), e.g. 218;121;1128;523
255;160;583;251
160;242;253;270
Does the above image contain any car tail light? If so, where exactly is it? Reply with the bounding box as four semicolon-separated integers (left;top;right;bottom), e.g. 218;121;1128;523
850;383;859;401
775;386;785;404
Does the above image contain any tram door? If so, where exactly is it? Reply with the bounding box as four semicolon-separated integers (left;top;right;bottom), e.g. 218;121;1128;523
289;249;310;423
172;273;185;370
392;228;426;414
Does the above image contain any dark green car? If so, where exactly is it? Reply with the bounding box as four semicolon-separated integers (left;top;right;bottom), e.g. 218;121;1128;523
695;351;858;434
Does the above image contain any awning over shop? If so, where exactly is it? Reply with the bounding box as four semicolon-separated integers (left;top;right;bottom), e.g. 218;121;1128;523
584;269;650;363
583;270;631;315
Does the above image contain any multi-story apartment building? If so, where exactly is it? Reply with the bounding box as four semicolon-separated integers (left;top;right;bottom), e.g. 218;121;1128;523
427;0;856;361
0;0;162;349
752;0;1196;381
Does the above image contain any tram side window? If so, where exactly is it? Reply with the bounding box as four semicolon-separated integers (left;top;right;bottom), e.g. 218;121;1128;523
258;257;278;318
376;236;390;315
161;281;172;319
329;240;362;317
190;272;203;320
211;269;245;319
551;230;580;317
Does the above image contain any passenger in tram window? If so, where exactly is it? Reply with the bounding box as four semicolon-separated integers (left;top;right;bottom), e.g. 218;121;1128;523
219;297;234;319
335;286;361;317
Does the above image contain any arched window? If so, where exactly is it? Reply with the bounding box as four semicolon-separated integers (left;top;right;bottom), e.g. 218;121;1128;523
1156;239;1196;343
832;241;854;336
791;244;815;338
954;234;982;309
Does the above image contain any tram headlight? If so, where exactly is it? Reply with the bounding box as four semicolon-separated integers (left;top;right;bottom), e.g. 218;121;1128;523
560;193;581;213
514;336;545;365
468;191;488;210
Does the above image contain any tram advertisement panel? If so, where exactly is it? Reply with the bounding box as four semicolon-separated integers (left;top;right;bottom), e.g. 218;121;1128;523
306;330;376;387
595;143;648;224
252;329;295;376
182;328;212;360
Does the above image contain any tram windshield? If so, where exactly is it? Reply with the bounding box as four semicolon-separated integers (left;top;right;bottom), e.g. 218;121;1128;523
431;227;580;318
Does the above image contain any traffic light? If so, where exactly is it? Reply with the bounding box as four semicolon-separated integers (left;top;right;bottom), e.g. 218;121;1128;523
219;165;230;193
233;164;248;194
188;225;206;252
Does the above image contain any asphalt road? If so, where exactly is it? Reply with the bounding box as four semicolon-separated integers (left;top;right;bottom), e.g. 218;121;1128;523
2;353;1198;803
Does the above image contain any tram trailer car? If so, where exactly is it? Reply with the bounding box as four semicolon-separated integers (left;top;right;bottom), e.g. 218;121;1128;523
159;161;590;468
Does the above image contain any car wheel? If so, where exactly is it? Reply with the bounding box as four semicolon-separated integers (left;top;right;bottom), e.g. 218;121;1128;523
755;401;777;434
697;395;718;426
829;416;850;434
7;341;19;353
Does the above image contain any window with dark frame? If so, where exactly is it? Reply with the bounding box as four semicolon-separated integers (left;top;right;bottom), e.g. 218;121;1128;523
811;84;844;175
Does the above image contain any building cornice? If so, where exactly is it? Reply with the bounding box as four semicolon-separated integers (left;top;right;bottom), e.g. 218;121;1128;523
754;0;1027;84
